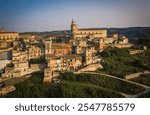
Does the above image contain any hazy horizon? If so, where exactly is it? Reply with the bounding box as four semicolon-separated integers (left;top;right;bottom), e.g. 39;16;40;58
19;26;150;33
0;0;150;32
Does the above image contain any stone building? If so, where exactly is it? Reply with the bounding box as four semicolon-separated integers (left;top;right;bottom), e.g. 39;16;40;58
75;46;85;54
12;50;29;74
61;54;82;71
1;50;29;78
12;50;28;63
28;45;42;59
118;36;129;44
47;54;82;71
0;32;19;42
99;38;104;50
43;68;60;84
78;39;87;47
0;30;19;49
0;51;12;60
71;20;107;40
47;56;62;71
44;40;72;60
51;43;72;57
84;47;97;65
43;68;53;84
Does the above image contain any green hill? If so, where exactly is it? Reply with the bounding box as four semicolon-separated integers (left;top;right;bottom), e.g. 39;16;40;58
108;27;150;39
3;72;145;98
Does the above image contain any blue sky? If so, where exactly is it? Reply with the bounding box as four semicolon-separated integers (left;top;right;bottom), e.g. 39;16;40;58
0;0;150;32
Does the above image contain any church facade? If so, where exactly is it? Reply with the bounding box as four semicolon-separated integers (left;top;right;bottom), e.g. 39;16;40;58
71;20;107;39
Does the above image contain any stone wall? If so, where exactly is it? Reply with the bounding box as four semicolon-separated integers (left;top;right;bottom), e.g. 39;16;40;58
0;51;12;60
125;71;150;79
77;63;103;72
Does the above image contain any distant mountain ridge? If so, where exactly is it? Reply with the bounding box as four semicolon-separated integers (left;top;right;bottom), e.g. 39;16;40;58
107;27;150;39
21;27;150;39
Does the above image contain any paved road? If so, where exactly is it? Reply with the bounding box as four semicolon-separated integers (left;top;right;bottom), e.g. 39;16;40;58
75;71;150;98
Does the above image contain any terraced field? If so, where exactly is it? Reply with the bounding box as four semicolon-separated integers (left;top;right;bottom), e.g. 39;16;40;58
54;81;124;98
3;72;145;98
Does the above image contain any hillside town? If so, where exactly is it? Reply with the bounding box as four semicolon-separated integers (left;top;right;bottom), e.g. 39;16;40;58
0;20;147;96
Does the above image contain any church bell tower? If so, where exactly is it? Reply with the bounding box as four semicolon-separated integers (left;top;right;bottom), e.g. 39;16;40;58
71;19;78;39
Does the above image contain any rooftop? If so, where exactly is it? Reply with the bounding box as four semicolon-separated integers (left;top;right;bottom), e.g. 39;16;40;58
62;54;82;59
52;43;71;48
0;32;18;34
79;28;107;31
